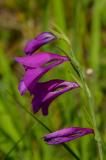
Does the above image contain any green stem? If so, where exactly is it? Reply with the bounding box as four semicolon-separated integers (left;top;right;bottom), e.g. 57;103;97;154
62;143;80;160
54;38;103;159
50;25;103;160
70;53;103;160
83;83;103;160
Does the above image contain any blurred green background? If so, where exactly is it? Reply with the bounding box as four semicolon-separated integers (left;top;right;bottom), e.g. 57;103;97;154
0;0;106;160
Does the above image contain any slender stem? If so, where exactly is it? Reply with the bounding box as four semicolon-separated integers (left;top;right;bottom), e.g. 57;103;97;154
55;39;103;159
66;46;103;159
69;52;103;160
62;143;80;160
83;83;103;160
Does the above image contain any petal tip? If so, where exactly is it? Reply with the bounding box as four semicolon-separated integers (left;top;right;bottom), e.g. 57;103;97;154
18;80;27;96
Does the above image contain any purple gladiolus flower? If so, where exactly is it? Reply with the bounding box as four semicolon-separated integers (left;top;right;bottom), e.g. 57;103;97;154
27;80;79;115
15;52;69;95
24;32;56;55
44;127;94;144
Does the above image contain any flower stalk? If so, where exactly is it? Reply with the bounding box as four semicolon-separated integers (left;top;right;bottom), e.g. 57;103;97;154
58;35;103;160
51;26;103;160
70;51;103;160
69;51;103;160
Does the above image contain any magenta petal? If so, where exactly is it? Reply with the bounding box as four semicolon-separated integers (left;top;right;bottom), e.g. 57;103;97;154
41;81;79;115
15;52;69;69
28;80;79;115
18;80;27;95
32;96;43;113
43;127;94;144
24;32;57;55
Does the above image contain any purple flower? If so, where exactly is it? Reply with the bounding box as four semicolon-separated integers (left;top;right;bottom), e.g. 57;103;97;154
24;32;57;55
15;52;69;95
27;80;79;115
43;127;94;144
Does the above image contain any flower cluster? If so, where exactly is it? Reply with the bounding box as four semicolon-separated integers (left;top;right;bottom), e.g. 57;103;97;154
16;32;94;144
